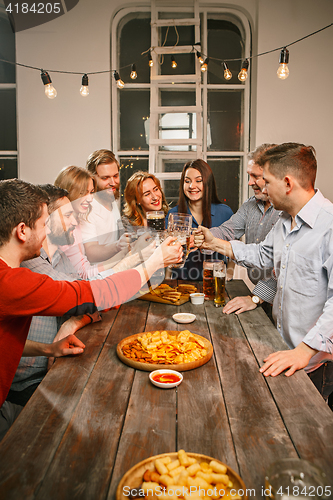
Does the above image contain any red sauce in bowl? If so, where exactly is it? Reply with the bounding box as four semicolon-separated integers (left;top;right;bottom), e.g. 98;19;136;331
152;373;181;384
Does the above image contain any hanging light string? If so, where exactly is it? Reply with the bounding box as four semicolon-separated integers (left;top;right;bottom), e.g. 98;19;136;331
0;20;331;92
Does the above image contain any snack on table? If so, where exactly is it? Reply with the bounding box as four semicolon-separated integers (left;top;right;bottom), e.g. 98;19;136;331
121;330;207;365
150;284;197;303
139;450;242;500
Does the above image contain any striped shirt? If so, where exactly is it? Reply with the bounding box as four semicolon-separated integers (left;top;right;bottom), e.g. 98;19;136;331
210;196;279;303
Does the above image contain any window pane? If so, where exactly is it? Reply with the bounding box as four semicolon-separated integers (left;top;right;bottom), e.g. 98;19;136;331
0;12;16;83
208;158;241;213
160;90;196;107
160;25;195;76
119;90;150;151
161;179;180;209
119;15;151;84
119;156;148;208
157;159;186;174
0;89;16;150
207;90;243;151
159;112;196;150
207;18;243;84
0;156;18;180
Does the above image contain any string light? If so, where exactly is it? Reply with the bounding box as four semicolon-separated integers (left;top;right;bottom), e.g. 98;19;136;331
196;51;205;65
149;51;154;67
277;47;290;80
130;64;137;79
114;71;124;89
171;56;177;69
222;62;232;80
201;57;209;72
238;59;249;82
40;70;57;99
80;74;89;96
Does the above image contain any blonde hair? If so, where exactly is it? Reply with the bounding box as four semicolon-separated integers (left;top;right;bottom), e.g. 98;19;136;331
54;166;96;219
123;171;168;226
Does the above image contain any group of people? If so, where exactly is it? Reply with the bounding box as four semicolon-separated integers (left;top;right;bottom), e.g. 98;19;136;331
0;141;332;442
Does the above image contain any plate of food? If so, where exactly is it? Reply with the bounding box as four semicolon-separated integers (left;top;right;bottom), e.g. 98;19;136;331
138;283;198;306
117;330;213;372
116;450;247;500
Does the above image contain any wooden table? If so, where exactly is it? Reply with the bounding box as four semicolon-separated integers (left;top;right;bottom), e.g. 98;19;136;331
0;280;332;500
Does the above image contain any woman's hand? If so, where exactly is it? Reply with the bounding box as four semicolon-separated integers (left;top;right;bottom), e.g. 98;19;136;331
154;236;183;268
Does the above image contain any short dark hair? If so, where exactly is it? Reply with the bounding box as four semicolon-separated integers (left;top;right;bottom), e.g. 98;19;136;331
258;142;317;189
38;184;69;214
248;143;277;164
178;159;221;228
0;179;49;247
86;149;119;175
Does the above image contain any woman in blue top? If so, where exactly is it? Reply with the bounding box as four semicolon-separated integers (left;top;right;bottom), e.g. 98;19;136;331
166;159;233;281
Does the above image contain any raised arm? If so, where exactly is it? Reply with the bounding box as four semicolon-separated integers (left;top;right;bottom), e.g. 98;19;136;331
193;226;235;259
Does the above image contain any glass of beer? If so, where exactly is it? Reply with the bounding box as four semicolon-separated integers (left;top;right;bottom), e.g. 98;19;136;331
146;211;165;232
203;256;215;299
213;261;226;307
167;213;192;269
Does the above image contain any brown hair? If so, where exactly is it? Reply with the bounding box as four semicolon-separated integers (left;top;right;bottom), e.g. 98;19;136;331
0;179;49;247
248;143;277;164
178;159;221;228
257;143;317;189
123;171;168;226
38;184;69;215
54;166;96;219
86;149;119;176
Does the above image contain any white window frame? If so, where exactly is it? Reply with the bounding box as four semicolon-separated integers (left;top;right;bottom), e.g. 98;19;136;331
111;5;251;205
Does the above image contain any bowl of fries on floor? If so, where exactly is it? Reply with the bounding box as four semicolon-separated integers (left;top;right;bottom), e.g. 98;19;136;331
116;450;247;500
117;330;213;372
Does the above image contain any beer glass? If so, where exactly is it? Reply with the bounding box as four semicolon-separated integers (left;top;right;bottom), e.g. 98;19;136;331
213;261;226;307
146;211;165;232
167;213;192;269
265;459;330;500
202;255;215;299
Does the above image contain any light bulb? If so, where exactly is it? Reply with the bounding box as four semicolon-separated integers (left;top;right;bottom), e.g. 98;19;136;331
149;52;154;67
238;59;249;82
277;48;289;80
201;57;209;72
114;71;124;89
41;70;57;99
171;56;177;69
80;74;89;96
130;64;137;80
196;51;204;65
222;62;232;80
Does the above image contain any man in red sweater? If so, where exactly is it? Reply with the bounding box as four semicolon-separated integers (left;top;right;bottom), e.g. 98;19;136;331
0;179;182;440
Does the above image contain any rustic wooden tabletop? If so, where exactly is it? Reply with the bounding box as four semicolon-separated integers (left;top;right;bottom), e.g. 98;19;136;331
0;280;332;500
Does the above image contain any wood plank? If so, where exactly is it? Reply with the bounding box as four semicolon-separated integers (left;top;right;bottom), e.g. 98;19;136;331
34;300;149;500
206;299;298;499
0;308;119;500
107;367;177;499
227;280;333;481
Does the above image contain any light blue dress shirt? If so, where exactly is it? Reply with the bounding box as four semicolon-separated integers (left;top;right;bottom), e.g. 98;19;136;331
231;190;333;373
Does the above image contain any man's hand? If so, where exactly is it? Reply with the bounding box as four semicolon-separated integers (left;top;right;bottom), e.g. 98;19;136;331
259;342;318;377
47;334;85;359
193;226;215;250
116;232;132;252
223;295;258;315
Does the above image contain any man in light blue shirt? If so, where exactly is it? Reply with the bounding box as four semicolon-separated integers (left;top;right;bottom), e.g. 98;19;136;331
194;143;333;404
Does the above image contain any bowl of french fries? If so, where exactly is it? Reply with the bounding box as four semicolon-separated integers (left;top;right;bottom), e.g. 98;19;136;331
116;450;247;500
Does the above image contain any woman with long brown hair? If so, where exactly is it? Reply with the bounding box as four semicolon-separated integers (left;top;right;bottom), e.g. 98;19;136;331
166;159;233;281
123;171;169;226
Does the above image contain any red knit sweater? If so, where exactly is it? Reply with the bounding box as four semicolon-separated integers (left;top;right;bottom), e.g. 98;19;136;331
0;260;141;406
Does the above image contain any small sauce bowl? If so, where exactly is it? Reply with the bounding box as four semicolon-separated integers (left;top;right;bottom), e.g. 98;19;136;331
190;293;205;305
172;313;196;324
149;369;183;389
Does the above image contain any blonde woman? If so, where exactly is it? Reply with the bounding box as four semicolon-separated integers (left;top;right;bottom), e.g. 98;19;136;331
55;166;154;279
123;171;168;226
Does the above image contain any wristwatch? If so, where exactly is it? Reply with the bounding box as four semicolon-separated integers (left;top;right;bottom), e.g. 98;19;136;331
251;295;260;305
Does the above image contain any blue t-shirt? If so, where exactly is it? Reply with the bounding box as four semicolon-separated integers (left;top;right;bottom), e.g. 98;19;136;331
166;203;233;281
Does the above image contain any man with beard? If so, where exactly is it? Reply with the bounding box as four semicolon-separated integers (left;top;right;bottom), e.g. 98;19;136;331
7;185;99;407
81;149;126;263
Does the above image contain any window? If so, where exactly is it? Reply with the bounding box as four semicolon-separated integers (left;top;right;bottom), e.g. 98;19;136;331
112;5;250;213
0;5;17;180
